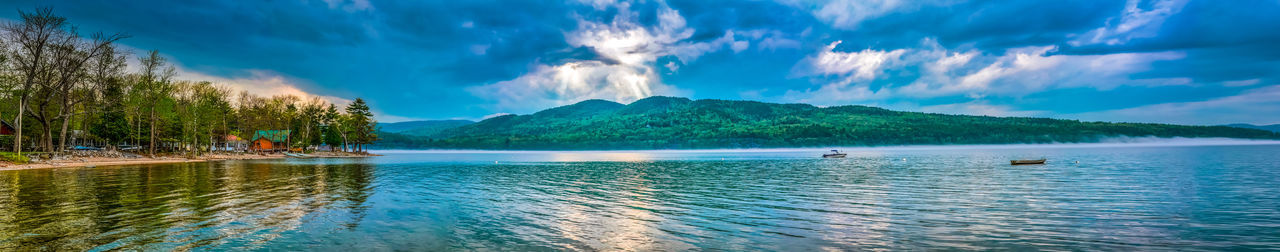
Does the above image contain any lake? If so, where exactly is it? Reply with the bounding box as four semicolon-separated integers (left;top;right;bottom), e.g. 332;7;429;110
3;143;1280;250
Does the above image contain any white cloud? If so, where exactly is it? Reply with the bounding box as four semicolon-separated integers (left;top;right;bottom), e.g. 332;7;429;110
801;40;906;82
780;40;910;106
1222;79;1262;87
469;61;683;113
782;38;1186;106
472;2;747;112
321;0;374;12
1073;0;1188;46
814;0;905;29
778;0;954;29
1066;85;1280;125
743;29;801;51
896;45;1184;98
469;44;490;55
664;61;679;72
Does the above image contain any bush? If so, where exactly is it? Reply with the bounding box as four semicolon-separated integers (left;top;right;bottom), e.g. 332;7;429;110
1;152;30;164
0;136;11;151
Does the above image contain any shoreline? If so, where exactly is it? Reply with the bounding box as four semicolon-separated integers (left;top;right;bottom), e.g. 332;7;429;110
0;152;376;171
371;137;1280;153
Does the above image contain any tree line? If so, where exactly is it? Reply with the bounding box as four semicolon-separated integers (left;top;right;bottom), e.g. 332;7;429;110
0;8;379;156
380;96;1280;150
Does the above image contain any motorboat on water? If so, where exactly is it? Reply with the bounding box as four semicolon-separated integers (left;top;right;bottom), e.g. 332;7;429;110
1010;159;1046;165
822;150;847;158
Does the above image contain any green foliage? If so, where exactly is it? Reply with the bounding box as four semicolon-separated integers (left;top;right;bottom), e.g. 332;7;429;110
342;98;378;151
396;120;475;136
1;152;29;164
0;8;380;154
374;96;1280;150
91;78;130;144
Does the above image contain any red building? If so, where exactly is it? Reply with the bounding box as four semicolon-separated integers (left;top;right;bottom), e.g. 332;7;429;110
249;130;290;152
0;119;14;136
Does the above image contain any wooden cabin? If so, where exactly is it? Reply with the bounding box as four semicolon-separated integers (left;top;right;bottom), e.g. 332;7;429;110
0;118;14;136
250;130;291;152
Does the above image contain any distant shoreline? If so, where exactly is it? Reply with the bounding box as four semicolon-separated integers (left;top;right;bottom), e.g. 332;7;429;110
0;152;376;171
369;137;1280;153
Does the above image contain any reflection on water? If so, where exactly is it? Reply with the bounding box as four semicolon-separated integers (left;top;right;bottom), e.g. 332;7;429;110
0;162;374;251
3;144;1280;250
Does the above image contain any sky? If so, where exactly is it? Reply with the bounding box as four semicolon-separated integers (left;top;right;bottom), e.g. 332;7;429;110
2;0;1278;125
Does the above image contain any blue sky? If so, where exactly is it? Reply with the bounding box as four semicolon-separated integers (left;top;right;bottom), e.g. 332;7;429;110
3;0;1278;125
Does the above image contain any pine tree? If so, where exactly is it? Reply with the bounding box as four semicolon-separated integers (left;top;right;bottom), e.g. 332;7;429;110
91;77;130;146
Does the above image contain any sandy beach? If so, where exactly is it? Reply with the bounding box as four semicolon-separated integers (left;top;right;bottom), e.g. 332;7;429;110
0;151;376;171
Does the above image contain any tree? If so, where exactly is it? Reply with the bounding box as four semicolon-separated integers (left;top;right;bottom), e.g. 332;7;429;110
1;8;381;156
83;36;128;147
321;104;344;150
2;8;68;154
344;98;376;152
135;50;175;156
50;32;126;151
90;77;129;146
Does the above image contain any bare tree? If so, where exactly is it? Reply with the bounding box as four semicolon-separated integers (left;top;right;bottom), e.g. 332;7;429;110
51;32;126;151
1;8;68;154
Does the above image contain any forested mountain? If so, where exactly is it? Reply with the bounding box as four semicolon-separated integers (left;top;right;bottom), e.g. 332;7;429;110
373;96;1280;150
1224;123;1280;133
378;120;474;134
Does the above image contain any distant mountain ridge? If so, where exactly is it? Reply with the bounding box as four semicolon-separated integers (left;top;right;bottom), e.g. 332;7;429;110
377;120;474;135
372;96;1280;150
1223;123;1280;133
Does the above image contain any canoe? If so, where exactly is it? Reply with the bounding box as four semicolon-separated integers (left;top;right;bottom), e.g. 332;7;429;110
1010;159;1046;165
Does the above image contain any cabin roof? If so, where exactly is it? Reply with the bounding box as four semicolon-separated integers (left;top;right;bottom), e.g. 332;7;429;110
0;118;14;133
252;130;291;142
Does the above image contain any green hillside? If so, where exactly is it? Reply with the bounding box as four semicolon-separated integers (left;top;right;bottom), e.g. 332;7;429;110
373;96;1280;150
377;120;475;134
1224;123;1280;133
399;120;475;136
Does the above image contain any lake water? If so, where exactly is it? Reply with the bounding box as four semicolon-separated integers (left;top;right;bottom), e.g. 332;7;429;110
3;143;1280;250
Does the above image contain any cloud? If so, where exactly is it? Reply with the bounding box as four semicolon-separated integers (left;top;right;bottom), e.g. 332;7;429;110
799;40;906;82
780;40;905;105
468;61;676;113
903;45;1185;97
782;38;1186;105
813;0;906;29
470;1;745;112
1072;0;1188;46
1222;79;1261;87
1067;85;1280;125
174;68;353;106
115;47;352;106
321;0;374;12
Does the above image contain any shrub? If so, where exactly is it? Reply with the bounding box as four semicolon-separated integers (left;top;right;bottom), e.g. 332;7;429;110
0;152;30;164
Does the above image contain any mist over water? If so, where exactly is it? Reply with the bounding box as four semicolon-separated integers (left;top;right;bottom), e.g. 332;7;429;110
3;143;1280;250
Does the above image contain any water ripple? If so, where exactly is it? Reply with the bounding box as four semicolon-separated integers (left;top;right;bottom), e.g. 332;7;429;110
2;145;1280;250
